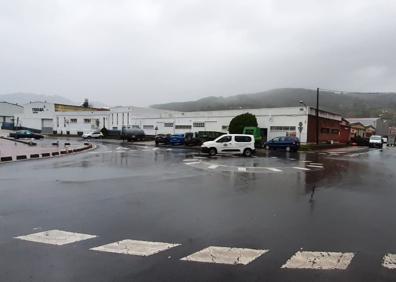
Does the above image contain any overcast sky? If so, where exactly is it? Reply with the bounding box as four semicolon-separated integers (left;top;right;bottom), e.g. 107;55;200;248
1;0;396;106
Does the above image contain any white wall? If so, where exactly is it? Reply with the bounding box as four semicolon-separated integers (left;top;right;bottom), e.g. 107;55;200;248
55;111;110;135
0;102;23;126
15;102;55;131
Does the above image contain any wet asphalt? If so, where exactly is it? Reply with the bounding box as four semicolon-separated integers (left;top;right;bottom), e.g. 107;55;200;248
1;141;396;282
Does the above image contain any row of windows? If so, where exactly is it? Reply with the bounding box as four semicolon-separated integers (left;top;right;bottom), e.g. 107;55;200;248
270;126;296;131
68;118;91;124
321;128;340;134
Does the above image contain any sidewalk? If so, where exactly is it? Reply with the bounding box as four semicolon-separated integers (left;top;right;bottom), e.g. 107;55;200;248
320;145;369;155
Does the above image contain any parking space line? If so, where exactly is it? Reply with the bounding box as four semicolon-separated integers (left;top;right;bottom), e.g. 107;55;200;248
281;251;354;270
208;165;219;169
306;164;324;168
293;167;310;171
15;230;97;246
90;239;180;256
185;161;201;165
266;168;282;172
181;246;268;265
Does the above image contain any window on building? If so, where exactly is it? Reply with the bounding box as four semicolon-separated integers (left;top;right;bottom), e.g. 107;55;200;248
56;117;59;127
84;119;91;124
321;128;330;134
175;125;192;129
143;125;154;129
331;129;340;134
270;126;296;131
70;118;77;123
164;123;174;127
235;136;252;142
132;125;140;129
193;122;205;128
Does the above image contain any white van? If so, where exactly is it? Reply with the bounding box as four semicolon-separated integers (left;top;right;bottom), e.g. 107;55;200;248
369;135;383;148
201;134;255;157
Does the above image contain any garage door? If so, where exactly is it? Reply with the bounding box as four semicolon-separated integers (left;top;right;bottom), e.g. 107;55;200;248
41;119;53;134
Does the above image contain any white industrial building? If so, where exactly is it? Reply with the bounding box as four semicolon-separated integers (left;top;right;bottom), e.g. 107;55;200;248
53;106;336;143
8;100;343;143
0;101;23;129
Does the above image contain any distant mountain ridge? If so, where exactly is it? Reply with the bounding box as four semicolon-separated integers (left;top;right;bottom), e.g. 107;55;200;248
0;92;107;108
152;88;396;119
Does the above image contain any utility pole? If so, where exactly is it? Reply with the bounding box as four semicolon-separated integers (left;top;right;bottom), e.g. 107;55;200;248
316;88;320;144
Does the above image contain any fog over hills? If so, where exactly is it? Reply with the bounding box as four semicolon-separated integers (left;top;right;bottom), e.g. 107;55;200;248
152;88;396;119
0;93;107;108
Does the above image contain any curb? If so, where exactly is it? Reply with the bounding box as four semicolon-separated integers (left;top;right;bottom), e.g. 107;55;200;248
0;143;96;164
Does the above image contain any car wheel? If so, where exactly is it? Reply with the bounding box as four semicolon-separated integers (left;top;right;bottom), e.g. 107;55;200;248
208;148;217;156
286;146;291;152
243;148;252;157
265;145;270;150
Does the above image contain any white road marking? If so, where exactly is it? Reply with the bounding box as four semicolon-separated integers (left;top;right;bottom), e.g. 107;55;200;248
310;163;323;166
15;230;97;246
208;165;219;169
193;156;207;159
271;157;278;159
383;254;396;269
306;165;324;168
293;167;311;171
299;161;311;163
185;161;201;165
281;251;354;270
266;168;282;172
288;158;296;161
181;246;268;265
116;147;128;150
91;239;180;256
238;167;247;172
183;159;196;162
166;148;173;151
152;148;159;151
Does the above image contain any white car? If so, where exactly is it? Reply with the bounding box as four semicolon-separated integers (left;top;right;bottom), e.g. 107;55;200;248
369;135;383;148
201;134;255;157
82;131;103;139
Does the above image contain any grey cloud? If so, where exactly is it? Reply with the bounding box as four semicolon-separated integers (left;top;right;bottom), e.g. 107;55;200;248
1;0;396;106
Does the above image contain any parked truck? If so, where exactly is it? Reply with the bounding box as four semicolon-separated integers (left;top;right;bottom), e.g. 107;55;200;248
121;127;145;142
242;127;267;147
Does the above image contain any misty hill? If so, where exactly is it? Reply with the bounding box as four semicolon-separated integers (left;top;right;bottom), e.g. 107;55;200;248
0;92;76;105
0;92;107;108
152;88;396;119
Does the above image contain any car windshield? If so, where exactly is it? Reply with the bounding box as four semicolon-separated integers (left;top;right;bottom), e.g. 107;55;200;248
371;136;381;140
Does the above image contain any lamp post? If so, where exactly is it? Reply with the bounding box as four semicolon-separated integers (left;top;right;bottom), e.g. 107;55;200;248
316;88;320;145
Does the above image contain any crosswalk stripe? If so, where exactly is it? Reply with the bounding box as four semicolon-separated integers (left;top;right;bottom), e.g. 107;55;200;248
15;230;97;246
383;254;396;269
181;246;268;265
90;239;180;256
281;251;354;270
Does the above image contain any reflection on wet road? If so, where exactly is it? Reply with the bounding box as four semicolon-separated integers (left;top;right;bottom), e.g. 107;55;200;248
1;142;396;282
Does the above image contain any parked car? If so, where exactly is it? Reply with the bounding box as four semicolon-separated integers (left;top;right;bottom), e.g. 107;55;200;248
169;134;185;146
264;136;300;151
369;135;383;148
201;134;255;157
155;134;171;146
185;131;226;146
82;131;103;139
9;130;44;139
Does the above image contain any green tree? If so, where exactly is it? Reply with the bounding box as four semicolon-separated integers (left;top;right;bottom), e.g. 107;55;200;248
228;112;258;134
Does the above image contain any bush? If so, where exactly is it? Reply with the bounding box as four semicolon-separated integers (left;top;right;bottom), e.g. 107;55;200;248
228;113;258;134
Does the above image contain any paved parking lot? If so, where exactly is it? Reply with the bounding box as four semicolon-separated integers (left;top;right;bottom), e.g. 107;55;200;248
0;142;396;281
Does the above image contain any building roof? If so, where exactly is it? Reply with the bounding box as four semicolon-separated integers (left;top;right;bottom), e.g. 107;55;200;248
346;118;379;127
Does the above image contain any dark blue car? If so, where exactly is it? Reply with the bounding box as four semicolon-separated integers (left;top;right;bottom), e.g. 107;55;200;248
169;134;185;146
264;136;300;152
